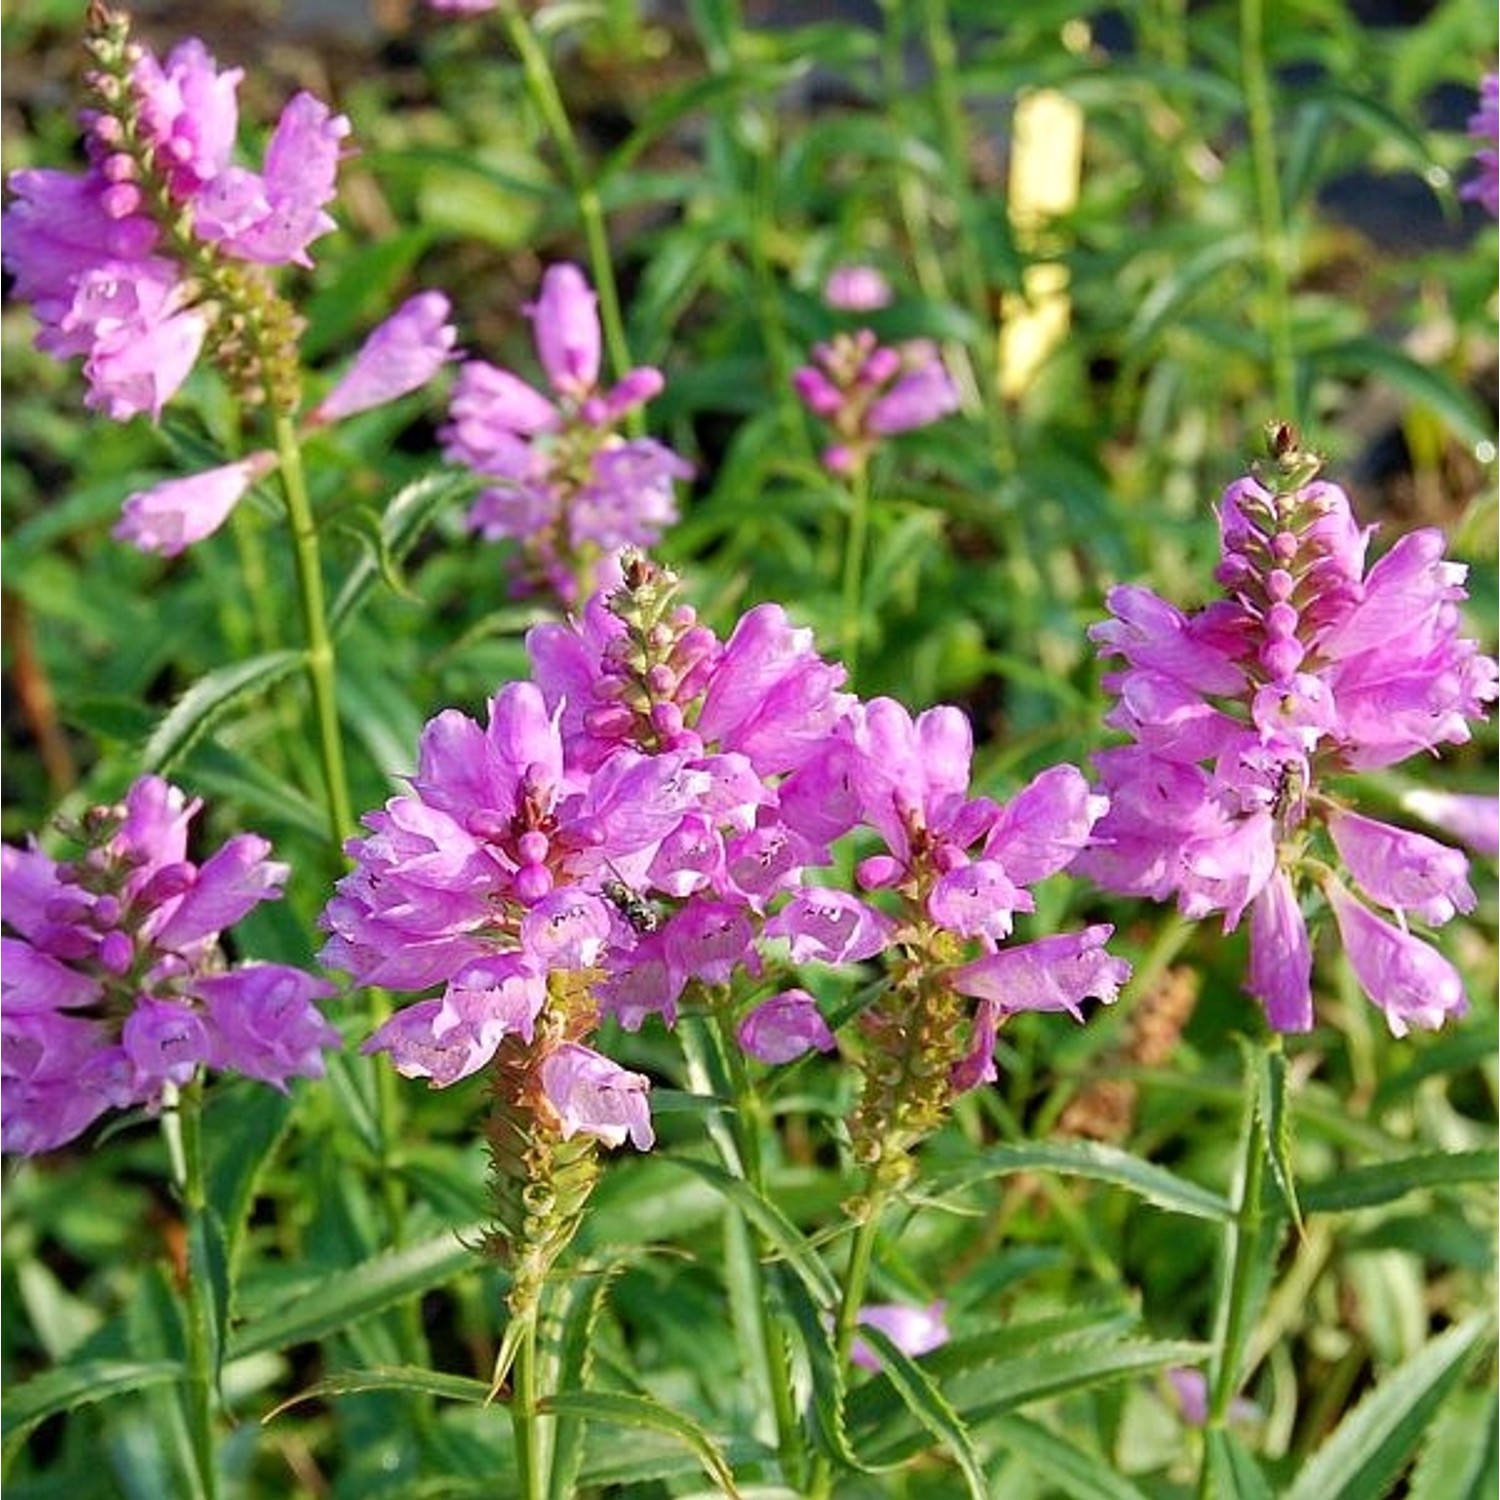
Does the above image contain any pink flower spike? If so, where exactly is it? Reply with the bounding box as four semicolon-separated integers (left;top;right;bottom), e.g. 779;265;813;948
539;1043;654;1151
1323;877;1468;1037
114;452;277;557
529;263;601;395
850;1301;949;1372
737;990;837;1065
313;291;457;423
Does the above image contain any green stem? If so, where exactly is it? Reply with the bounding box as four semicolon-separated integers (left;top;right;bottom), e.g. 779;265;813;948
272;415;354;848
1197;1049;1269;1497
809;1176;889;1500
1240;0;1299;421
499;3;634;394
511;1310;546;1500
161;1079;218;1500
913;0;1016;472
710;1009;806;1488
839;463;873;681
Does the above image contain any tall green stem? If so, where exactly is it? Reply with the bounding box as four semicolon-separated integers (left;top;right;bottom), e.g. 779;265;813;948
272;415;354;848
161;1079;218;1500
511;1311;546;1500
684;1012;805;1488
1240;0;1299;421
809;1175;889;1500
499;3;633;394
1196;1052;1269;1497
839;464;873;681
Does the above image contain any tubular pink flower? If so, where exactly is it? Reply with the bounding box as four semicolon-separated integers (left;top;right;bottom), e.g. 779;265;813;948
824;264;893;312
529;262;602;396
313;291;457;422
540;1044;654;1150
737;989;837;1064
114;452;277;556
1461;73;1498;217
949;925;1129;1021
1247;868;1312;1032
1323;877;1468;1037
1326;808;1476;926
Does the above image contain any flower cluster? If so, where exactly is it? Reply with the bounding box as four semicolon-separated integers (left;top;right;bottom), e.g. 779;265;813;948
1;7;349;420
1080;431;1498;1035
1462;72;1498;219
323;556;1126;1179
441;264;691;607
2;776;338;1156
793;328;959;475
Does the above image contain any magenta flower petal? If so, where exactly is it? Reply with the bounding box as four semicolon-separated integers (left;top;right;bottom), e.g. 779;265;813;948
823;264;893;312
314;291;457;422
1326;809;1476;926
114;452;276;557
737;989;837;1064
151;835;288;948
850;1301;949;1372
539;1043;654;1150
949;925;1130;1019
1247;868;1313;1032
196;965;339;1088
528;263;601;395
1324;878;1468;1037
1397;790;1500;860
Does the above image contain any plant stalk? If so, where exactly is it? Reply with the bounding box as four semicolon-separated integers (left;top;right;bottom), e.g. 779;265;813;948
511;1310;546;1500
1196;1050;1269;1498
272;414;355;849
499;3;634;396
161;1078;218;1500
839;463;873;681
1240;0;1300;421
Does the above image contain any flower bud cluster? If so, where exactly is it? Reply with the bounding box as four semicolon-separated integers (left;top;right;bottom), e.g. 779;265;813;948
1081;431;1498;1035
2;776;338;1155
441;264;691;606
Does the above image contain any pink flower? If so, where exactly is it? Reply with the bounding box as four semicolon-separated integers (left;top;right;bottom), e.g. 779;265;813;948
313;292;457;422
737;990;837;1064
1461;73;1498;218
850;1301;949;1372
1324;877;1469;1037
1397;790;1500;859
114;452;277;556
540;1043;654;1150
824;264;892;312
2;776;334;1155
1083;459;1496;1035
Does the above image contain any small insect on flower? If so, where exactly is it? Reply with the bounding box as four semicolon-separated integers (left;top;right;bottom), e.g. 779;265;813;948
601;868;663;934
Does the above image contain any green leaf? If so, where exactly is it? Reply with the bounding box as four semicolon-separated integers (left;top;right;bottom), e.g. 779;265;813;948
927;1141;1231;1222
226;1227;484;1360
328;470;476;634
1204;1428;1276;1500
1;1359;181;1457
265;1364;491;1422
539;1390;742;1497
141;649;304;774
1408;1385;1499;1500
1299;1150;1499;1214
854;1323;989;1500
1283;1315;1491;1500
661;1157;839;1306
1308;338;1493;452
989;1413;1155;1500
1255;1043;1302;1230
548;1265;628;1500
853;1337;1209;1464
